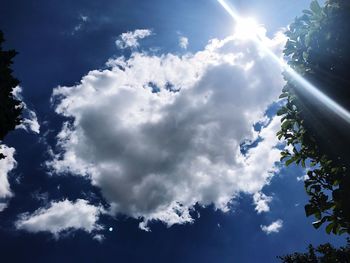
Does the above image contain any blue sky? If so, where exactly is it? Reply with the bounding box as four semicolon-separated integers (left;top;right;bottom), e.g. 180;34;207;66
0;0;344;262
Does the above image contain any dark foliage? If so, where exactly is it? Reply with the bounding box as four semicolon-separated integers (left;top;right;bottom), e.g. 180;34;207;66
0;31;22;158
277;0;350;234
278;239;350;262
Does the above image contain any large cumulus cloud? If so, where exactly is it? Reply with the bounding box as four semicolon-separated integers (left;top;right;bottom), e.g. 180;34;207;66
48;30;286;230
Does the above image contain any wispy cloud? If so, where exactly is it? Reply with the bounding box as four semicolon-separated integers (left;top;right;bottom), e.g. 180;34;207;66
116;29;152;49
71;14;89;35
13;86;40;134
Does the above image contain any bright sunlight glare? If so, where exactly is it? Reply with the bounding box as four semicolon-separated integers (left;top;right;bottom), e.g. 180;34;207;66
235;17;263;40
217;0;350;124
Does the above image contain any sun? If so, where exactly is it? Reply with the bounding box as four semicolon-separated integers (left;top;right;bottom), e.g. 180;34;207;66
234;17;263;40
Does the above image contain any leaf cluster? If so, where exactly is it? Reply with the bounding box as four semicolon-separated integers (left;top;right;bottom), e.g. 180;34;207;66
277;0;350;235
0;31;22;159
278;238;350;262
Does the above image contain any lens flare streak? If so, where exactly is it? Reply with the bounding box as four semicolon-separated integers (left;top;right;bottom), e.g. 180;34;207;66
217;0;350;124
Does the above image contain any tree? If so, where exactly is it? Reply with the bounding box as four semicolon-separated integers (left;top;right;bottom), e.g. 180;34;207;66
278;239;350;262
277;0;350;234
0;31;22;159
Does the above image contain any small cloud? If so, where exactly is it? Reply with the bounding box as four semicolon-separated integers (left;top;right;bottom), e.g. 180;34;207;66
261;219;283;234
115;29;152;49
93;234;105;242
179;36;189;49
12;86;40;134
16;199;103;238
253;192;272;214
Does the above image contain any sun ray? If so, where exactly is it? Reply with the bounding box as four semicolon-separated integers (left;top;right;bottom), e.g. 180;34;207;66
217;0;350;124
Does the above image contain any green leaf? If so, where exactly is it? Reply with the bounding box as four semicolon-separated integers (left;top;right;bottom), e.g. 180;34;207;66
325;222;334;234
310;1;322;15
282;120;294;130
314;211;321;220
302;51;309;61
312;219;323;229
285;157;296;166
277;107;288;116
339;229;348;235
305;204;317;217
310;161;317;167
333;224;341;235
279;93;288;99
303;9;313;16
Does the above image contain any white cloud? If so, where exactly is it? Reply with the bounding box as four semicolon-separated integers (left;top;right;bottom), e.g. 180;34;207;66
261;219;283;234
0;145;17;212
253;192;272;214
49;30;286;230
13;86;40;134
16;199;102;237
116;29;152;49
179;36;189;49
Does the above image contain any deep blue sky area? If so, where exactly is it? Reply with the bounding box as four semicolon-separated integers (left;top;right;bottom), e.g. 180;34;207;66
0;0;344;262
